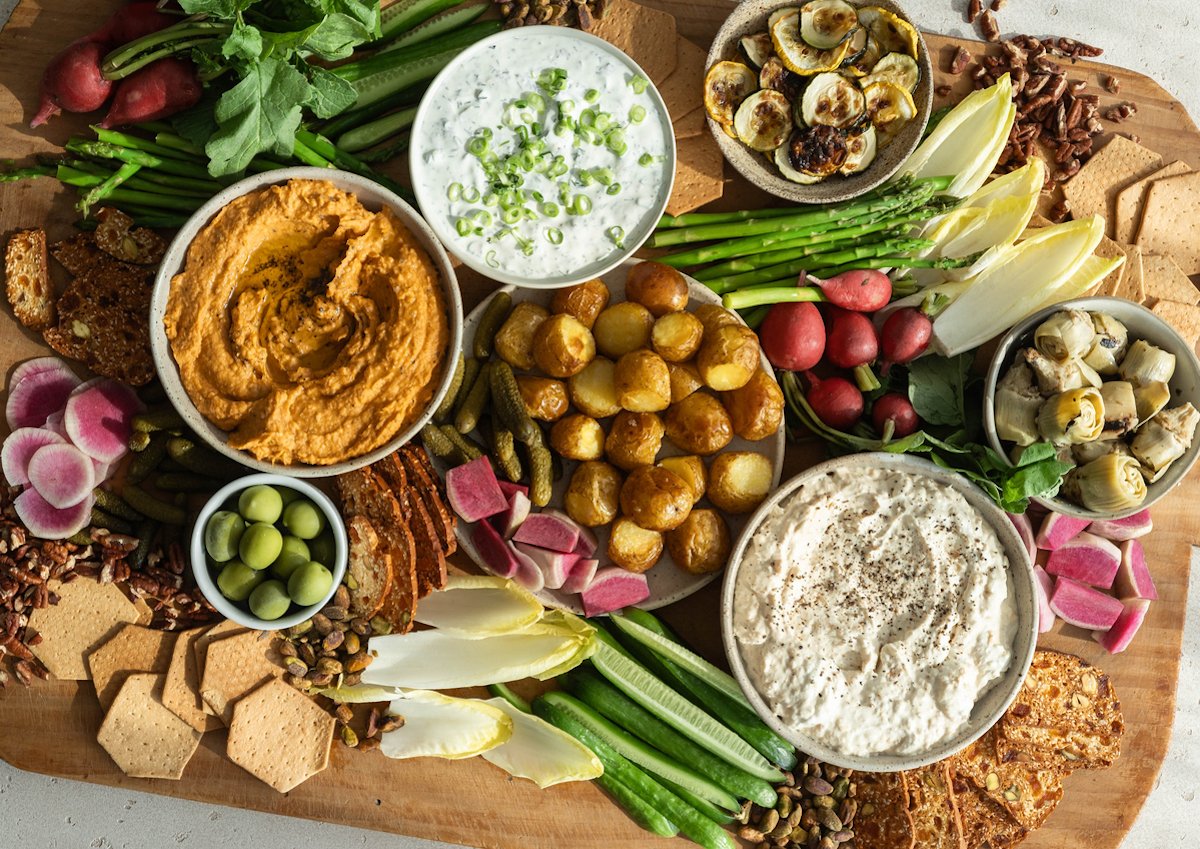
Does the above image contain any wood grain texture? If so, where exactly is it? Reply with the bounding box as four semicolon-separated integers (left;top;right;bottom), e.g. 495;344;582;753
0;2;1195;847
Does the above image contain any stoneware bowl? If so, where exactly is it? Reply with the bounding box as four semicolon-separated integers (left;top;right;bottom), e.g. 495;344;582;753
984;296;1200;520
190;473;348;631
720;452;1038;772
149;166;464;478
705;0;933;204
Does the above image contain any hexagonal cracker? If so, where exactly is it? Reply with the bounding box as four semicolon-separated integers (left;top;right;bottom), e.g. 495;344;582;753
97;673;202;780
87;623;176;711
227;678;335;793
27;579;144;680
199;630;282;726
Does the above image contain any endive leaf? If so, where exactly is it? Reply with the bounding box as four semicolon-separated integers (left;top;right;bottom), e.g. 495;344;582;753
316;683;405;703
480;698;603;788
379;690;512;760
413;575;544;636
1038;254;1125;308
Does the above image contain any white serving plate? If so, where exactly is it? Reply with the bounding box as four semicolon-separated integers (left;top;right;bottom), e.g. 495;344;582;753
434;258;786;612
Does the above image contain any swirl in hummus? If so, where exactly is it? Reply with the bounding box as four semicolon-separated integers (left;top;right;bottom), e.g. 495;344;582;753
164;179;449;466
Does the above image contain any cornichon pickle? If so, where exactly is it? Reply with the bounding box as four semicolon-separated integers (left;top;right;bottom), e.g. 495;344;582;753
439;425;485;463
473;291;514;359
529;444;553;507
452;356;481;418
166;437;247;478
128;432;169;481
455;360;492;434
154;472;220;492
489;361;540;445
492;425;523;483
132;407;187;433
128;430;152;452
420;423;457;461
90;507;134;535
432;352;465;424
121;484;187;525
93;487;145;521
132;520;159;568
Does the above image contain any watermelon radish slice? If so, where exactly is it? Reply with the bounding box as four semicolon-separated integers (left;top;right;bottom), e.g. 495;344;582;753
9;356;70;388
513;513;580;554
13;487;93;540
514;542;579;590
1113;539;1157;600
1092;598;1151;654
2;427;66;487
1088;509;1152;541
581;567;650;617
5;360;81;430
1006;512;1036;562
27;443;97;509
470;520;521;579
42;409;66;436
1035;511;1090;550
1033;565;1055;634
543;508;598;557
508;542;545;593
561;557;599;594
445;456;507;522
63;377;141;463
1049;577;1124;630
494;489;532;539
1044;531;1121;588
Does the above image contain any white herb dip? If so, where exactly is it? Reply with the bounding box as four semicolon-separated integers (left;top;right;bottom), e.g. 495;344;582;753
733;466;1017;756
410;29;673;284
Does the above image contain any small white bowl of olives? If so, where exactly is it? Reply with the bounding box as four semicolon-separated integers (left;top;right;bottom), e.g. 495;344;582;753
190;474;348;630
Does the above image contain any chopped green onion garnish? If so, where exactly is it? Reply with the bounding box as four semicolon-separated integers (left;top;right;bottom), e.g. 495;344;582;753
629;105;646;123
486;250;500;268
541;202;560;217
569;195;592;215
462;187;481;203
501;207;522;225
629;75;648;94
638;153;654;166
585;88;599;103
447;182;463;201
607;226;625;248
594;112;613;131
546;227;563;245
470;209;493;227
455;218;472;237
606;183;622;195
483;192;500;207
467;137;489;156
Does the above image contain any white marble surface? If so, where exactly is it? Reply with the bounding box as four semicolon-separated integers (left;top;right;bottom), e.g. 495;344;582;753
1;1;1198;847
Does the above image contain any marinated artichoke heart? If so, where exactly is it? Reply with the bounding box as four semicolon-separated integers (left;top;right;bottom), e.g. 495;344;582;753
733;89;794;151
1073;439;1132;465
760;56;804;101
788;124;849;176
1098;381;1138;438
861;51;920;92
800;0;859;49
801;72;867;128
839;124;878;175
1023;348;1101;394
1071;452;1148;513
1133;380;1171;422
1037;386;1105;444
1081;312;1129;375
994;360;1043;446
740;32;775;68
1131;402;1200;480
1119;339;1176;386
1034;309;1095;363
704;61;759;126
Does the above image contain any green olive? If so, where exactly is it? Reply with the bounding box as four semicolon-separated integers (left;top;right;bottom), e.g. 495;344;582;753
276;486;302;506
271;535;311;581
204;510;245;562
248;579;292;620
216;560;265;601
282;499;326;540
288;561;334;606
239;522;283;571
238;484;283;524
308;530;336;566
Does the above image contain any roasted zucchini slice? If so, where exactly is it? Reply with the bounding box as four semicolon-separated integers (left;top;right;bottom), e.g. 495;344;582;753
839;124;878;174
788;124;849;176
768;6;799;29
800;71;866;128
775;140;824;183
864;80;916;147
839;26;869;68
733;89;794;151
862;51;920;92
800;0;858;49
844;28;883;75
771;10;851;75
704;61;759;126
856;6;919;59
759;56;803;101
740;32;775;68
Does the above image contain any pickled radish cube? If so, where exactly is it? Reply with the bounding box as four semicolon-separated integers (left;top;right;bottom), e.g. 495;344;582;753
1035;512;1091;550
512;513;579;553
1113;539;1157;600
493;489;532;539
470;520;520;579
497;480;529;501
1044;532;1121;588
544;508;597;556
1033;565;1055;634
26;442;96;508
1049;578;1124;630
1007;512;1036;562
1088;510;1152;541
508;542;545;593
13;487;93;540
561;557;599;594
1;427;66;487
1092;598;1151;654
514;542;578;590
446;456;507;522
63;377;140;463
581;568;649;617
5;359;80;430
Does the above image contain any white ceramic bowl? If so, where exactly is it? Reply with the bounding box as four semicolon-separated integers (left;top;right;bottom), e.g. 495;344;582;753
983;296;1200;520
720;452;1038;772
190;473;348;631
149;167;463;478
409;27;676;288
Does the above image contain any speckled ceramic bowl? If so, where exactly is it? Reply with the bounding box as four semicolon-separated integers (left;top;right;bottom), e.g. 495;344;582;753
705;0;933;204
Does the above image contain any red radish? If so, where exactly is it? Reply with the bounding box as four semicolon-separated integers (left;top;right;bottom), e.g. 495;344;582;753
92;2;175;45
802;269;891;312
13;487;93;540
507;542;545;592
1006;512;1037;563
880;308;933;367
445;456;507;522
1035;511;1090;551
5;361;81;430
493;489;532;539
497;480;530;501
1033;565;1055;634
470;520;521;579
804;372;863;430
561;558;599;594
63;377;140;464
514;543;579;591
1;427;66;487
759;302;825;371
30;40;113;127
1045;531;1121;588
825;309;879;369
1113;539;1157;600
1092;598;1151;654
513;513;580;554
99;57;203;129
871;393;919;438
26;443;96;509
1049;577;1124;630
580;567;650;616
1087;509;1152;541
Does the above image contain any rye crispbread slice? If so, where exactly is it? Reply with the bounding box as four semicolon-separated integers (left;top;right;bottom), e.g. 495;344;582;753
376;453;446;598
854;770;915;849
951;726;1068;830
92;207;166;266
5;228;54;330
397;444;456;557
345;513;392;619
904;761;966;849
950;772;1029;849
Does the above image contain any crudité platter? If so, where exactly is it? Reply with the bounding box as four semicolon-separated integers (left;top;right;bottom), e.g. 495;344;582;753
1;0;1199;848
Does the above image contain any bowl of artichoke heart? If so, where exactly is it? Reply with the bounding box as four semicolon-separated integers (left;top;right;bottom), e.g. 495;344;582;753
985;297;1200;520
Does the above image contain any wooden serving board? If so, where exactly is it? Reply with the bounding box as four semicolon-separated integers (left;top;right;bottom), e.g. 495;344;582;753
1;2;1198;848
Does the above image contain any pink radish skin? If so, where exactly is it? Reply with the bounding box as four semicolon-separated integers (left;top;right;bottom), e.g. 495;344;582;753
1;428;66;487
6;361;81;430
825;309;879;369
497;480;530;501
99;57;203;129
580;567;650;616
494;489;532;539
561;558;599;594
804;372;863;430
871;393;919;438
1007;512;1037;563
880;308;933;368
1087;509;1152;541
507;543;545;593
1092;598;1151;654
1033;565;1055;633
760;302;825;371
1113;539;1157;600
13;488;93;540
445;456;508;522
26;443;96;509
806;269;891;312
470;520;520;579
514;543;578;590
92;2;174;45
30;40;113;127
1049;577;1124;630
1045;531;1121;588
512;513;580;554
63;377;140;463
1035;511;1091;551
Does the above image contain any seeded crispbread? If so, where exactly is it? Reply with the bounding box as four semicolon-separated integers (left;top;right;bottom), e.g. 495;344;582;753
378;453;446;597
345;513;392;619
97;673;202;780
1141;253;1200;306
27;578;144;680
92;207;166;266
87;623;177;711
1114;161;1191;243
590;0;678;85
162;626;223;732
199;630;283;726
1135;171;1200;274
853;770;915;849
5;228;54;331
999;649;1124;770
226;677;334;793
951;725;1067;830
397;445;456;557
950;772;1029;849
1061;134;1163;236
667;132;725;217
904;761;965;849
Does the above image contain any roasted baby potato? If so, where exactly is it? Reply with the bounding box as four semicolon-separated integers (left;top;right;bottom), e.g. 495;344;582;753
665;509;731;575
594;302;654;358
517;376;570;422
620;466;693;532
657;455;707;504
707;451;773;514
651;311;705;362
626;261;690;316
551;278;610;328
693;303;740;336
722;368;785;441
605;410;665;470
664;392;733;455
607;517;664;573
494;302;549;371
532;313;596;378
569;357;621;418
668;361;705;403
697;324;761;391
565;460;623;527
615;350;671;413
551;414;605;461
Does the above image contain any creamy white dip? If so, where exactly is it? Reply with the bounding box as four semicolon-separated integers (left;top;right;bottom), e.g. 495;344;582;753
411;30;672;281
733;466;1017;757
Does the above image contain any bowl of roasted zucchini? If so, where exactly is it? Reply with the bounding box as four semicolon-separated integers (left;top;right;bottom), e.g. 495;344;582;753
984;297;1200;520
703;0;932;203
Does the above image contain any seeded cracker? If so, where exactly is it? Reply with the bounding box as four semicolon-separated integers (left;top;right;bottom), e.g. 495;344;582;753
27;579;144;680
655;38;707;124
1134;171;1200;274
200;630;283;726
590;0;677;85
1061;135;1163;237
853;770;915;849
162;626;223;732
227;678;334;793
5;228;54;331
97;673;202;780
87;623;176;711
667;132;725;216
951;774;1028;849
1114;161;1191;243
951;725;1067;829
903;762;964;849
1141;253;1200;305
